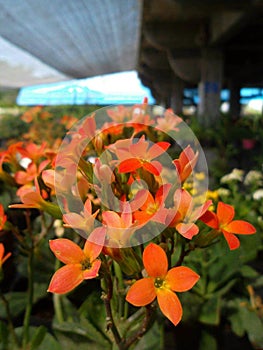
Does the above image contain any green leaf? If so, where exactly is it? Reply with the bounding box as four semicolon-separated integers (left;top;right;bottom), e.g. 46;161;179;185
228;311;245;337
31;326;47;350
199;296;221;326
54;319;111;348
78;292;106;329
12;326;61;350
199;330;218;350
240;265;259;279
0;321;9;350
252;275;263;288
134;321;163;350
0;283;48;319
240;307;263;348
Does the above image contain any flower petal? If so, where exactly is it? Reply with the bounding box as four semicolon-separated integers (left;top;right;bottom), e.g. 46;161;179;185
143;161;162;176
156;184;172;206
134;211;152;224
176;223;199;239
126;278;156;306
199;210;219;229
217;202;235;225
47;264;83;294
84;227;106;261
143;243;168;277
225;220;256;235
63;212;85;229
130;137;148;158
1;252;12;266
180;145;196;168
175;189;192;218
0;243;4;261
103;211;122;228
147;142;170;159
49;238;85;264
166;266;200;292
83;259;101;279
119;158;142;173
157;288;182;326
222;231;240;250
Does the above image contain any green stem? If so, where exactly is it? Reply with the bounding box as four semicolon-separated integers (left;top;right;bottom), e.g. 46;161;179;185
122;304;156;349
53;259;64;323
101;275;123;349
22;247;34;349
0;290;20;347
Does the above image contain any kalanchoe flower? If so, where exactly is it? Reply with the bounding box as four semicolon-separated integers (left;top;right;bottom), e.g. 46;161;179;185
15;160;50;186
48;227;106;294
16;142;48;164
156;108;182;132
102;207;137;247
9;178;62;219
173;145;198;183
126;243;199;326
63;198;99;235
166;189;212;239
109;136;170;176
200;201;256;250
133;184;171;225
0;204;7;231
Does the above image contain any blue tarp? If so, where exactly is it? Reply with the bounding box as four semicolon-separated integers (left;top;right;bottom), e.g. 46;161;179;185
16;71;156;106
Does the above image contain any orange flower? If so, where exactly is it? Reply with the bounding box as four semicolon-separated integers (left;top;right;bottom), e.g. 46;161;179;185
17;142;47;163
102;207;137;247
173;145;198;183
0;243;11;268
200;201;256;250
133;184;171;225
126;243;199;326
48;227;106;294
156;108;182;132
15;160;49;185
63;198;99;235
166;189;212;239
109;136;170;176
9;178;62;219
0;204;7;231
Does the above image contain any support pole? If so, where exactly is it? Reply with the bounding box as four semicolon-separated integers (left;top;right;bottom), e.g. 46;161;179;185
198;48;223;126
170;75;184;115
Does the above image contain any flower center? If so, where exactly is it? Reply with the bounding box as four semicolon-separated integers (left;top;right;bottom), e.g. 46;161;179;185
154;277;164;288
146;203;158;215
81;258;92;270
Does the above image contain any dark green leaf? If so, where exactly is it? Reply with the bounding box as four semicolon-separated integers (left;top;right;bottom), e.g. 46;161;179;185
240;307;263;348
199;296;221;325
31;326;47;350
0;321;9;350
199;330;218;350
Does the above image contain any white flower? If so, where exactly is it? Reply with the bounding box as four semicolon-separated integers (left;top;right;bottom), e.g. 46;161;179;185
253;189;263;200
54;219;65;237
220;169;244;184
217;188;231;197
244;170;263;186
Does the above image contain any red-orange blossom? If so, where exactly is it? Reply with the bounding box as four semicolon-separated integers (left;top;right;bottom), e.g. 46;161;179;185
48;227;106;294
126;243;199;326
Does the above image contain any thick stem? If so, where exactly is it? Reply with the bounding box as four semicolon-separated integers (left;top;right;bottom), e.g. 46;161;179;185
101;275;123;349
122;304;156;349
102;292;123;347
22;247;34;349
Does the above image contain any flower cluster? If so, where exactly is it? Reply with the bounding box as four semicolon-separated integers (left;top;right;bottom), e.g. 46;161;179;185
2;103;256;338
